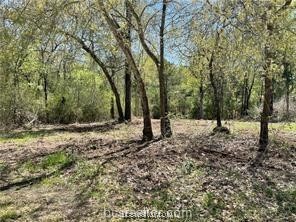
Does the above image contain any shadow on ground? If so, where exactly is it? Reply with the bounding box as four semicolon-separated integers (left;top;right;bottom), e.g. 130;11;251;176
0;121;120;141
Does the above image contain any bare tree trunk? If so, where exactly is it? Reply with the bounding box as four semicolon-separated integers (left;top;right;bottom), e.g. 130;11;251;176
259;10;273;152
124;0;132;121
286;86;290;117
283;61;290;118
209;45;222;127
110;97;115;119
159;0;172;137
197;81;204;119
43;74;49;123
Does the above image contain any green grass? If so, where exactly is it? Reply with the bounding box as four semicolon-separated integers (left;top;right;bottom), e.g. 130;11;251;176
203;192;225;216
19;151;73;176
230;121;296;133
0;130;49;143
0;161;8;174
41;175;66;187
0;208;19;222
41;152;73;170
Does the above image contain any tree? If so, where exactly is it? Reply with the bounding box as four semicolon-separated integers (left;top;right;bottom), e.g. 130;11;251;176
124;0;132;121
258;0;293;154
126;0;172;137
98;0;154;141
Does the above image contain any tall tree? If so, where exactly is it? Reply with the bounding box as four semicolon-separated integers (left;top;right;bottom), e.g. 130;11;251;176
124;0;132;121
127;0;172;137
98;0;154;141
258;0;293;155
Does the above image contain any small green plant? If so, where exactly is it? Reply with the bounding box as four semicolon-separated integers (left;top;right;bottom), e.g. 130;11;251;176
21;160;38;173
41;152;73;170
182;160;195;175
19;152;73;176
203;192;225;216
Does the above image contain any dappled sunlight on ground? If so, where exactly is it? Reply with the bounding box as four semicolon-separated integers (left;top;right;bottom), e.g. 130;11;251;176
0;119;295;221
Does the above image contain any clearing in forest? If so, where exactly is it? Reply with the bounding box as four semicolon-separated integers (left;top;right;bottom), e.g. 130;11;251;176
0;119;295;221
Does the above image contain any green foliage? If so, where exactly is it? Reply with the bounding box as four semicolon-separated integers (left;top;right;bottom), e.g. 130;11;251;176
19;151;73;176
203;192;225;216
41;152;73;170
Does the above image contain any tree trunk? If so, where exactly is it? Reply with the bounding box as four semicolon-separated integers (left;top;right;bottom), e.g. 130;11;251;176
99;3;153;140
109;75;124;122
209;51;222;127
43;74;49;122
159;0;172;138
286;85;290;117
124;0;132;121
284;62;290;118
259;11;273;152
197;81;204;120
110;97;115;119
66;33;125;122
134;85;140;116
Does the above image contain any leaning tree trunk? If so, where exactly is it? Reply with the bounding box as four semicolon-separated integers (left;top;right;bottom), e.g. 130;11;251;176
65;33;125;122
99;3;153;140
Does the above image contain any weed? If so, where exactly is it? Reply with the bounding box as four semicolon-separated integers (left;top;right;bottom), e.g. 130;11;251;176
203;192;225;216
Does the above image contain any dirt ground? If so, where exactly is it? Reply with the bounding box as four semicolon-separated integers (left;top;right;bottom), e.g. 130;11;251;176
0;119;295;221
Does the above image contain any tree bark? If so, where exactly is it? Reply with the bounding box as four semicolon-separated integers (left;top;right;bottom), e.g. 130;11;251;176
110;97;115;119
283;61;291;118
43;73;49;122
197;81;204;119
124;0;132;121
208;32;222;128
255;0;292;155
158;0;172;137
259;10;273;152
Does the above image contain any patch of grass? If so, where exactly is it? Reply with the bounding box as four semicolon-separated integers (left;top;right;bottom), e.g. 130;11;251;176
41;175;65;187
0;130;49;144
180;159;203;176
0;208;19;222
149;189;176;211
0;161;8;174
270;122;296;132
41;152;73;170
70;160;103;183
21;160;38;173
19;152;73;176
230;120;296;134
203;192;225;216
275;188;296;214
